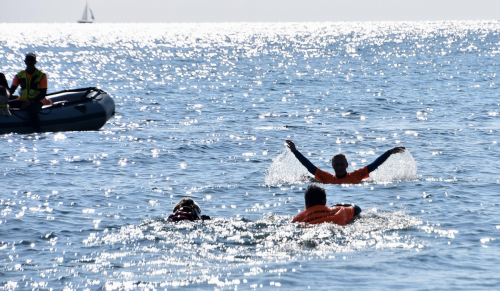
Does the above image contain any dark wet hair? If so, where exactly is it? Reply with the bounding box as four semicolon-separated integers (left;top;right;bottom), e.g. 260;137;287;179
172;197;201;213
332;153;347;166
304;184;326;207
334;153;346;160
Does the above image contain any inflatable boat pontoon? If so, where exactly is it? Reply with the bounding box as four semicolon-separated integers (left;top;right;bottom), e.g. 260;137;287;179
0;87;115;134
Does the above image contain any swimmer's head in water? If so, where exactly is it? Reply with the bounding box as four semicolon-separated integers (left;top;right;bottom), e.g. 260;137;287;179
172;197;201;213
332;153;348;176
304;184;327;208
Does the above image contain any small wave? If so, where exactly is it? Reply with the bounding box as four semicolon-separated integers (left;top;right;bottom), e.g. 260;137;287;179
69;209;440;288
84;210;423;260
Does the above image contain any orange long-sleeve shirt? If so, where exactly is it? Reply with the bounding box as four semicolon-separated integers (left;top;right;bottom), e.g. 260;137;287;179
314;166;369;184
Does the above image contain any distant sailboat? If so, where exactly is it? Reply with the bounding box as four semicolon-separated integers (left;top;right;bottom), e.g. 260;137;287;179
78;2;95;23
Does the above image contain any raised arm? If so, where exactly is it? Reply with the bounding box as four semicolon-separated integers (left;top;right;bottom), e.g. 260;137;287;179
285;140;317;175
367;146;406;173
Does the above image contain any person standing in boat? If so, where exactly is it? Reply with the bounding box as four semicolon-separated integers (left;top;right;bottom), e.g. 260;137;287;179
9;53;51;132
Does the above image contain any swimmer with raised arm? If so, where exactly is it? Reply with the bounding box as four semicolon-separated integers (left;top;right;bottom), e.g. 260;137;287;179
286;140;405;184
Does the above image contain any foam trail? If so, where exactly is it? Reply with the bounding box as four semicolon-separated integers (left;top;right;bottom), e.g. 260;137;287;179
368;150;418;183
265;149;311;185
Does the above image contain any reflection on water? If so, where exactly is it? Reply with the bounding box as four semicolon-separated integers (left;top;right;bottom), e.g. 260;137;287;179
1;20;500;290
80;211;423;289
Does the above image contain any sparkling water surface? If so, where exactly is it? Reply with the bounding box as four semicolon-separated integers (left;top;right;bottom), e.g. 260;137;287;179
1;21;500;290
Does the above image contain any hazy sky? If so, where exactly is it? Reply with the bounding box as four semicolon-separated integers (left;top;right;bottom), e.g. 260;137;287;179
1;0;500;23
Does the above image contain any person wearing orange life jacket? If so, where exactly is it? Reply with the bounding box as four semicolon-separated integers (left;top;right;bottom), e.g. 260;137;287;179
291;184;361;225
9;53;52;132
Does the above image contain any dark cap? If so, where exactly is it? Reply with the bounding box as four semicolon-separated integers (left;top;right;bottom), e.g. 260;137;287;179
25;52;36;60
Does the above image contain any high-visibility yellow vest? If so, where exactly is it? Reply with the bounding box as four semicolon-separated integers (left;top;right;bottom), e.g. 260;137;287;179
17;69;45;101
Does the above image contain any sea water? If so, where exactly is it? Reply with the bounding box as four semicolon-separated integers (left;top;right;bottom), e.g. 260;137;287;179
0;21;500;290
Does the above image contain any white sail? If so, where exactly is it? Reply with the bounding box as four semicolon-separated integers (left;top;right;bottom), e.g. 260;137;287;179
78;2;94;23
81;3;88;21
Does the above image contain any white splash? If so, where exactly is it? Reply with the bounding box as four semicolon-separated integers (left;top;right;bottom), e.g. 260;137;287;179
368;150;418;183
265;149;312;185
266;148;417;185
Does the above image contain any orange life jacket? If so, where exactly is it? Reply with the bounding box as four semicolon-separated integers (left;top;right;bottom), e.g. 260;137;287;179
292;205;357;225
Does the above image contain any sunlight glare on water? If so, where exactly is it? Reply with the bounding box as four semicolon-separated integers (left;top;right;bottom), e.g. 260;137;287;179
80;211;424;289
1;20;500;290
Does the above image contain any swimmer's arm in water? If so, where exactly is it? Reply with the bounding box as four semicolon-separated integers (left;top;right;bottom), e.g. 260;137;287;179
286;140;317;175
334;203;362;216
366;146;406;173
